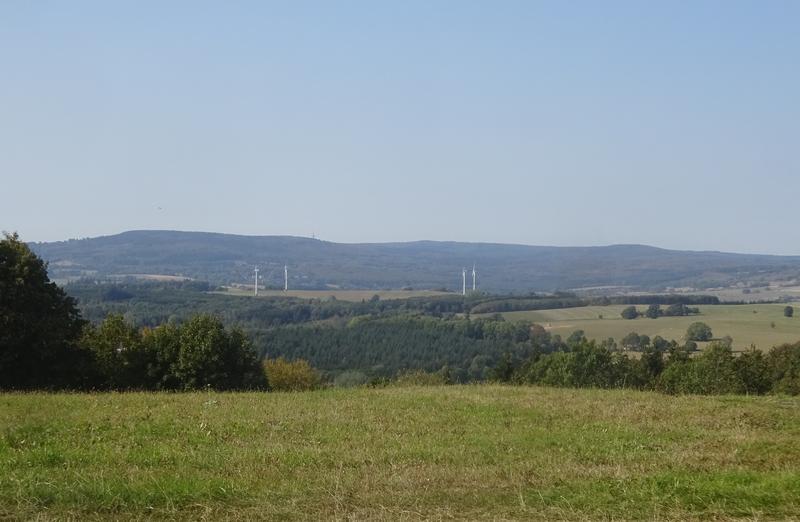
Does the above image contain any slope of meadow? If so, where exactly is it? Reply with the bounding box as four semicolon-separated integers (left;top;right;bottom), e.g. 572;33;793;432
2;386;799;520
493;303;800;350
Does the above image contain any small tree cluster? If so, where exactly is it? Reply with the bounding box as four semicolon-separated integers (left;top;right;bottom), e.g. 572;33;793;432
81;314;267;390
621;306;639;320
685;322;713;342
624;303;700;321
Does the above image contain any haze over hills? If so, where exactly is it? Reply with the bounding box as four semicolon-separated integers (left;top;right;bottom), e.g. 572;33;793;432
30;230;800;294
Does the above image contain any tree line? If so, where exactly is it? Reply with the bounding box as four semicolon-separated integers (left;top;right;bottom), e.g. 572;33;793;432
505;336;800;395
620;303;701;320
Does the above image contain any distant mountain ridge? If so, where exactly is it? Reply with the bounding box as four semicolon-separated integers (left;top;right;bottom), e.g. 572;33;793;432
30;230;800;293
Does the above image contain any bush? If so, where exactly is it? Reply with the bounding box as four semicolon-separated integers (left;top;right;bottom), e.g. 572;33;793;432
621;332;649;351
664;303;687;316
639;345;664;380
611;353;649;389
263;357;321;391
520;351;574;387
621;306;639;320
767;342;800;395
658;342;744;395
784;306;794;318
645;304;661;319
735;348;771;395
685;322;713;342
139;323;182;390
652;335;671;352
657;361;699;394
81;314;142;389
516;340;645;389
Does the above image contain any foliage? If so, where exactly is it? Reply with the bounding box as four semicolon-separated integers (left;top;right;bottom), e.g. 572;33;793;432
621;332;650;351
515;340;646;389
663;303;700;316
621;306;639;320
645;304;661;319
657;341;743;395
175;315;266;390
767;342;800;395
0;233;89;389
685;321;713;341
263;357;321;391
735;347;772;395
80;314;266;390
640;345;665;380
260;315;539;382
596;294;719;306
469;296;585;314
784;306;794;318
139;323;183;390
80;314;142;389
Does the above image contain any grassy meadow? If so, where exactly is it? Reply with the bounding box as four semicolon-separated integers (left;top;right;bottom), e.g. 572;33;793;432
2;386;800;520
491;304;800;351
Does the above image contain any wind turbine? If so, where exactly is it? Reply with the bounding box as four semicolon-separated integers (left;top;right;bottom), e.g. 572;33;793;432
253;266;259;297
472;264;477;292
462;267;467;296
284;264;288;292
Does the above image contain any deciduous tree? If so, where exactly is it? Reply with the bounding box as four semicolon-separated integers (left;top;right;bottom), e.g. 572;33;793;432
0;233;89;389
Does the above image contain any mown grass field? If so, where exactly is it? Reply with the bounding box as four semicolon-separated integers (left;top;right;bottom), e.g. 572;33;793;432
492;304;800;351
218;288;449;301
2;386;799;520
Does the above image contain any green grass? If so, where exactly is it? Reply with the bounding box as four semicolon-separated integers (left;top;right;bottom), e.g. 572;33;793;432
490;304;800;351
2;386;800;520
217;287;450;301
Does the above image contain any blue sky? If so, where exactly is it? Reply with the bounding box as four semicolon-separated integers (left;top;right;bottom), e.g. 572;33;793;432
1;1;798;253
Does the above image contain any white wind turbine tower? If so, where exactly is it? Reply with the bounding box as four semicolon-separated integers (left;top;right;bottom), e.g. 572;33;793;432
462;267;467;296
472;264;477;292
284;264;288;292
253;266;259;297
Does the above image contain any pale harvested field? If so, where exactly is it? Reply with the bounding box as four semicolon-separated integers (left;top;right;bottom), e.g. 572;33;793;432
491;304;800;351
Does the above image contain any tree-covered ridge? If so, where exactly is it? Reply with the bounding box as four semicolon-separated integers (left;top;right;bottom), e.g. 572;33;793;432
32;229;800;292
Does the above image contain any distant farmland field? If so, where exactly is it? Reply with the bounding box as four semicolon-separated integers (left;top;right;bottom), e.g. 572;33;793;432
489;304;800;350
2;386;799;520
218;287;450;301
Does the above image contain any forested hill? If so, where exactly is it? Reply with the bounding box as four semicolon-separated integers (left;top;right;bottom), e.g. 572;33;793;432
31;230;800;292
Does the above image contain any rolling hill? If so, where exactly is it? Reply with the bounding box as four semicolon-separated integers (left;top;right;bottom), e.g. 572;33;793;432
30;230;800;293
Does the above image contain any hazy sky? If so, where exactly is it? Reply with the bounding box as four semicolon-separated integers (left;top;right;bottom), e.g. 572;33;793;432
2;1;798;253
